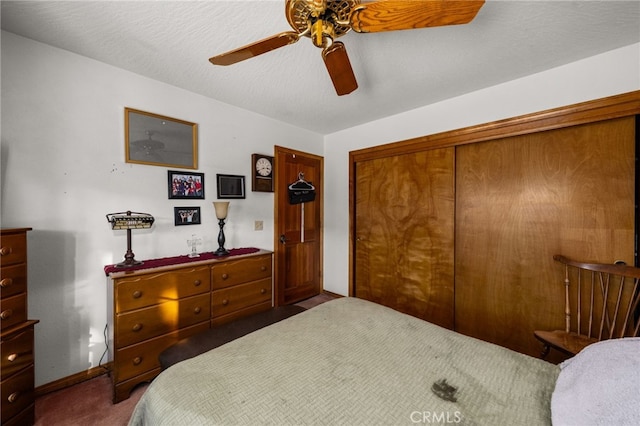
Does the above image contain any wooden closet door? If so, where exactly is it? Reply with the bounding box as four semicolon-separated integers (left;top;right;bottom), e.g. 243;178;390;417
354;148;455;329
455;117;636;357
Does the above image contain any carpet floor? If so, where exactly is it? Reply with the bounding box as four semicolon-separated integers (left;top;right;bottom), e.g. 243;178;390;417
35;374;147;426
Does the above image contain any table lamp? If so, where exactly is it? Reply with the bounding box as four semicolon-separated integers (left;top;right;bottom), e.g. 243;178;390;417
213;202;229;256
106;211;155;267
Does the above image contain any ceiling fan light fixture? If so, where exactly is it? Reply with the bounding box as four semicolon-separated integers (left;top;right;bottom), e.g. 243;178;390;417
311;19;337;48
131;131;165;154
308;0;328;17
288;0;358;39
209;0;485;96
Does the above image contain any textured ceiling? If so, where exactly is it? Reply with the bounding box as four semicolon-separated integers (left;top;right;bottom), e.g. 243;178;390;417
2;1;639;134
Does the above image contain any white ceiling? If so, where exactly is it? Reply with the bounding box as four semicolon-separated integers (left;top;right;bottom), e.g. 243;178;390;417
2;1;639;134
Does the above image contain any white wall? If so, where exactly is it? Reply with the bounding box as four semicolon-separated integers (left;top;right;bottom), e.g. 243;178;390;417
1;31;323;386
322;43;640;296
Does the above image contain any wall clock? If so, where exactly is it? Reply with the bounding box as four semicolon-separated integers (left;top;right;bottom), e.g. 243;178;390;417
252;154;274;192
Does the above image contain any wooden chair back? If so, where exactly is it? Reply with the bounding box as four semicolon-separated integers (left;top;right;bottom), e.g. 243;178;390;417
534;254;640;358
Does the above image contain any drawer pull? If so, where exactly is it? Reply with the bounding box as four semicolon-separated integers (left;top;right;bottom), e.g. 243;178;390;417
221;273;229;280
193;279;201;287
133;357;142;365
0;246;11;256
7;392;19;403
194;306;201;314
0;309;13;320
7;353;18;362
0;278;13;288
132;290;142;299
260;288;266;294
222;299;229;306
132;323;143;332
260;266;267;272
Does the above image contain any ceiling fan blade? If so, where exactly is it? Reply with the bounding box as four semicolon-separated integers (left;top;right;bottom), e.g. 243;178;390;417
350;0;485;33
322;41;358;96
209;31;301;65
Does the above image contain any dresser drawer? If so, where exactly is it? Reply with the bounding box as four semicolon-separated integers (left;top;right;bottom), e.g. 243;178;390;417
0;264;27;300
114;321;209;382
0;294;27;331
212;278;272;318
0;365;34;424
211;254;272;289
2;403;35;426
115;293;211;348
115;266;210;313
1;327;34;381
0;233;27;268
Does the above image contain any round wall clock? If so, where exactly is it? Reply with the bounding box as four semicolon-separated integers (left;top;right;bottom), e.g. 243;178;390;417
252;154;274;192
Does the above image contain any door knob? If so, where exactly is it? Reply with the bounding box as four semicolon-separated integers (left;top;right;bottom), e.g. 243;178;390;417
279;234;287;244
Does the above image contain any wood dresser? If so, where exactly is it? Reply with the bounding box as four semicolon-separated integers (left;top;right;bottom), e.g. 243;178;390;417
1;228;39;426
106;249;272;403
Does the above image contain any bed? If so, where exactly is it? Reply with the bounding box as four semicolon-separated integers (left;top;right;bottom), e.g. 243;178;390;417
128;297;638;425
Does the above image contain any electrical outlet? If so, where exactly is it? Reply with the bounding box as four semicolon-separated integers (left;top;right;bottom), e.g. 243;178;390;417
254;220;264;231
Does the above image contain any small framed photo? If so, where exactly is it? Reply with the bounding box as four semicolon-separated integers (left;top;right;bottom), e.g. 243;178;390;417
174;207;201;226
168;170;204;199
217;174;246;199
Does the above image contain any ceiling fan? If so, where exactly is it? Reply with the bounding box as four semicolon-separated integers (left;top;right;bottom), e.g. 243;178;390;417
209;0;485;96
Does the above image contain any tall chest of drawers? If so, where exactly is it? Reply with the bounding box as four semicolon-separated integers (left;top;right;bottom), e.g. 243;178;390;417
107;250;272;403
1;228;39;426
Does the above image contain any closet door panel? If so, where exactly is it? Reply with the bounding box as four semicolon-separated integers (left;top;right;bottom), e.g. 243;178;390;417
354;148;455;329
455;117;636;357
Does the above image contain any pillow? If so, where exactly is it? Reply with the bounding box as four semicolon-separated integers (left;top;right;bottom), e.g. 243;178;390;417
551;337;640;425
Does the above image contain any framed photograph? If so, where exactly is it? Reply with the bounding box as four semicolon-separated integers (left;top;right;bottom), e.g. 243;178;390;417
125;107;198;169
168;170;204;199
217;174;246;199
174;207;201;226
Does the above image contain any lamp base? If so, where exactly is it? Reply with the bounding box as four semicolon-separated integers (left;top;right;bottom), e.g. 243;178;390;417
116;258;143;268
116;248;142;267
214;247;229;256
215;217;229;256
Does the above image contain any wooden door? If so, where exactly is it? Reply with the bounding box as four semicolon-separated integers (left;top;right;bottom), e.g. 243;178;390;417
353;148;455;329
274;146;323;305
455;117;636;357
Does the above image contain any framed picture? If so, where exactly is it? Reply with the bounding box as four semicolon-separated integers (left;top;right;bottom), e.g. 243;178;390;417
217;174;246;199
125;107;198;169
168;170;204;199
174;207;201;226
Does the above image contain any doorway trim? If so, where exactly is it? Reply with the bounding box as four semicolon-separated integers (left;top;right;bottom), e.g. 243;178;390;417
273;145;324;306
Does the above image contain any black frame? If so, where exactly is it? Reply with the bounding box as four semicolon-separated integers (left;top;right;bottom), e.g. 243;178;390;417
173;207;201;226
168;170;205;199
217;174;246;199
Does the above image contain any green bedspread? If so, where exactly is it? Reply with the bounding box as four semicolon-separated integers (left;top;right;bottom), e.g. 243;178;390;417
129;297;559;425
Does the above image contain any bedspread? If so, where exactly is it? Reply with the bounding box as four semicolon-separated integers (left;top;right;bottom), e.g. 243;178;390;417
129;297;558;425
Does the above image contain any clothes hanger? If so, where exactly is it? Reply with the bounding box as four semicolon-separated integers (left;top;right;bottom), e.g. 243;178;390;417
288;172;315;190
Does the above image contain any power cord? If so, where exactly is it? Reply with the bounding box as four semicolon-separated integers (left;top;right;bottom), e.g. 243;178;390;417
98;323;110;376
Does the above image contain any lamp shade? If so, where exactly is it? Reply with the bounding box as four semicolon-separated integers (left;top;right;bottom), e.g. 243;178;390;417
213;201;229;219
